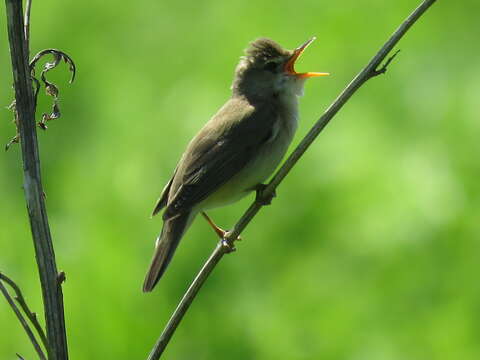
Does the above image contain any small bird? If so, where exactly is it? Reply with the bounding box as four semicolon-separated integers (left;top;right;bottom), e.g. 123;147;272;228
143;37;328;292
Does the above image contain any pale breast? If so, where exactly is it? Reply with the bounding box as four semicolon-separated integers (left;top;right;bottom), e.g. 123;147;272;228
200;96;299;210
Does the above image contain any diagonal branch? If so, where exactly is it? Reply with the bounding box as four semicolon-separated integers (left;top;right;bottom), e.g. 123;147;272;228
0;275;46;360
146;0;438;359
4;1;69;359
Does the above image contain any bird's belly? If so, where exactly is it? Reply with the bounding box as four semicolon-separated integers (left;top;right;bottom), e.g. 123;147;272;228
199;121;295;210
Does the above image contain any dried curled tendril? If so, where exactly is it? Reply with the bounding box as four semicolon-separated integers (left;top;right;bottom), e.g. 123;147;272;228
5;49;76;151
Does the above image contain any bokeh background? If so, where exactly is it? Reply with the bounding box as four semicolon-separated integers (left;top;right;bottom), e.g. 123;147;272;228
1;0;479;359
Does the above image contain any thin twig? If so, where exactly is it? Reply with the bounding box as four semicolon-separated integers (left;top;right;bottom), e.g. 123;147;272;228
5;1;69;359
0;277;46;360
0;272;49;353
146;0;438;358
24;0;32;54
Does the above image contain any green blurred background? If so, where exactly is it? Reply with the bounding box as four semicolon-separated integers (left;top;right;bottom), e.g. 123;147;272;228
1;0;479;359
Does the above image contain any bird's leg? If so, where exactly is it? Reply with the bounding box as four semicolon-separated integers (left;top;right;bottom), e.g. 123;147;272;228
254;183;276;205
201;212;241;252
201;211;228;239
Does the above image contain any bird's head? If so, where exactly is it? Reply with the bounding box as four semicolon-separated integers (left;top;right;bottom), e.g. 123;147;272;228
232;37;329;100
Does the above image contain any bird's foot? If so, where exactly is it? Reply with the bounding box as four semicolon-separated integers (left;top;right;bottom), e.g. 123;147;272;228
254;183;276;206
221;236;237;253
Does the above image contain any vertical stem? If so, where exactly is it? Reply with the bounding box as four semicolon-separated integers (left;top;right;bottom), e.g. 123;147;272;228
4;1;68;359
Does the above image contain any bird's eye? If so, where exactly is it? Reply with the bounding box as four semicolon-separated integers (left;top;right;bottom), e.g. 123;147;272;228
263;61;277;73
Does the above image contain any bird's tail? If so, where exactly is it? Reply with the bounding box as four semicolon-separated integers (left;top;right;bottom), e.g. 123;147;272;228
142;212;192;292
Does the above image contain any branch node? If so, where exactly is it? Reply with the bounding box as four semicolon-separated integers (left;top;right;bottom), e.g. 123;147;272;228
370;49;401;78
370;49;400;78
57;271;66;285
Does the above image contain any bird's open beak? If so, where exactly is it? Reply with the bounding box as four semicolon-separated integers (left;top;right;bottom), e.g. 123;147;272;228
284;37;330;78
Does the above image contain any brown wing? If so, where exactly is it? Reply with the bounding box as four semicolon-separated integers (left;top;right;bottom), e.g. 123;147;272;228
163;97;277;220
151;165;177;217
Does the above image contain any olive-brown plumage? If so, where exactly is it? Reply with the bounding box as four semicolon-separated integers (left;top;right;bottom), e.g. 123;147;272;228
143;38;328;292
